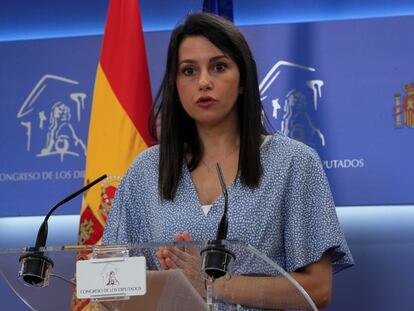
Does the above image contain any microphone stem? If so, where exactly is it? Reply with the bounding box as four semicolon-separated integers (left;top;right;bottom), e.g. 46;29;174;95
35;174;107;248
215;163;228;241
44;174;107;222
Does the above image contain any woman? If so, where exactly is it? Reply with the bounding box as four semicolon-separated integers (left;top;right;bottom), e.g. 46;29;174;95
102;13;353;309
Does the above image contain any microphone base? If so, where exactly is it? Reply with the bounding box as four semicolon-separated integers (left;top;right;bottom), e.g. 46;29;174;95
200;242;235;280
19;252;54;287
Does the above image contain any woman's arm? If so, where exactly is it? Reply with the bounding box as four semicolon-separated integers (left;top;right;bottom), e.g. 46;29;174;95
212;252;332;309
157;231;333;309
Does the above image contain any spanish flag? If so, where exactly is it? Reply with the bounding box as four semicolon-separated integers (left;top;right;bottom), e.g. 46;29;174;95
73;0;152;309
78;0;153;247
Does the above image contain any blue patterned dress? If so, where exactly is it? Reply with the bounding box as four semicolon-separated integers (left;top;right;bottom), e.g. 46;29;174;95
102;133;353;308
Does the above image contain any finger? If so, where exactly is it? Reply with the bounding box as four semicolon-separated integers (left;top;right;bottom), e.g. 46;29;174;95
182;230;192;241
165;256;178;269
175;232;185;242
165;247;200;272
158;257;169;270
182;231;199;256
175;232;187;251
161;248;177;269
156;248;170;270
165;247;188;264
155;248;164;258
168;248;201;274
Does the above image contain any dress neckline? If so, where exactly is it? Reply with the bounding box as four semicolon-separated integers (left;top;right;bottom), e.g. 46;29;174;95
183;134;272;210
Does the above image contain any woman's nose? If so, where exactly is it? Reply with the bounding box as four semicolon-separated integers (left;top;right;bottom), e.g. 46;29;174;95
198;70;213;91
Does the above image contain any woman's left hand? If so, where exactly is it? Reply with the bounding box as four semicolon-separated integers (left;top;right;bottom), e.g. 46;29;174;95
156;231;206;296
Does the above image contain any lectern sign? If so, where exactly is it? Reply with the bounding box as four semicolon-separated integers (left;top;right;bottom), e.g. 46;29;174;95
76;256;146;299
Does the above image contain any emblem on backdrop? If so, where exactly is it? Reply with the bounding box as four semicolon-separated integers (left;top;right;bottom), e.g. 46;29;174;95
259;60;326;147
17;74;88;162
393;82;414;128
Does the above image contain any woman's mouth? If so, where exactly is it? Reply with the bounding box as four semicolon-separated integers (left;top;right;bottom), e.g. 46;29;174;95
196;96;216;108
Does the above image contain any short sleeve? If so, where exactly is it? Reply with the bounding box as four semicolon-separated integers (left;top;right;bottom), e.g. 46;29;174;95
283;147;354;273
101;159;143;245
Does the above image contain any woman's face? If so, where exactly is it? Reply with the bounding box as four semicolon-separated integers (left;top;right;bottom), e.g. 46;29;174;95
176;36;241;127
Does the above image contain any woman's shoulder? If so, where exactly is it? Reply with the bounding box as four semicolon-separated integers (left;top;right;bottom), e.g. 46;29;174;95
131;144;160;165
125;144;160;178
262;132;319;161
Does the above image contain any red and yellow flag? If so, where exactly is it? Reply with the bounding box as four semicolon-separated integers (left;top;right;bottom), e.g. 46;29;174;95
73;1;152;308
78;0;153;247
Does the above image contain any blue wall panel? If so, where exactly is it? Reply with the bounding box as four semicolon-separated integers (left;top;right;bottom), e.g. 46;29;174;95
1;1;414;310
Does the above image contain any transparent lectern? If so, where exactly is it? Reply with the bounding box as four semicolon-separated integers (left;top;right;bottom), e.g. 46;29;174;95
0;240;317;310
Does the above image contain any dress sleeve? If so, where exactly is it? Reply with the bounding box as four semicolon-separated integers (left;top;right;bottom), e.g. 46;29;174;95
283;147;354;273
101;161;142;245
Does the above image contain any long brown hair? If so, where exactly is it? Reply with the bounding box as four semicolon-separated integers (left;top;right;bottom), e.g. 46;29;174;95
149;13;265;200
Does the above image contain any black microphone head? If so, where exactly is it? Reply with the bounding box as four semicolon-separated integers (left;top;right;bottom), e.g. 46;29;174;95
200;242;235;280
18;219;53;287
19;252;54;287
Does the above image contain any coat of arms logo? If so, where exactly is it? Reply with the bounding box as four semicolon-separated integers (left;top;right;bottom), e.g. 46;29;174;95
393;83;414;128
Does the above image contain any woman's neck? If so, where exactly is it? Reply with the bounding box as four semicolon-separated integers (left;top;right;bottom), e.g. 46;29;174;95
196;122;240;160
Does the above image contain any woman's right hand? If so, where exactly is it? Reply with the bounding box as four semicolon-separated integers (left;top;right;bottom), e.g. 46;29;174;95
155;231;191;270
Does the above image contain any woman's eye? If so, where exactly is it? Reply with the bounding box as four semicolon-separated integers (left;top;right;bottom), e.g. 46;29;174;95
214;63;227;72
182;67;195;76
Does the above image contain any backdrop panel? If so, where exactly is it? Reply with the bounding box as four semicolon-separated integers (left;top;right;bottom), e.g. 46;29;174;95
0;15;413;216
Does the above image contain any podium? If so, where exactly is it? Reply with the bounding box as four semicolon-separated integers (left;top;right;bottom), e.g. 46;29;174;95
0;240;317;310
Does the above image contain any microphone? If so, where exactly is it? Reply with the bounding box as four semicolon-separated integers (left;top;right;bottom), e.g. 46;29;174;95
200;163;235;280
18;174;107;287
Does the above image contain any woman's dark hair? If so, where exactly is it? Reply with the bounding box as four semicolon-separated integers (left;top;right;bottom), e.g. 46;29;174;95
149;12;265;201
